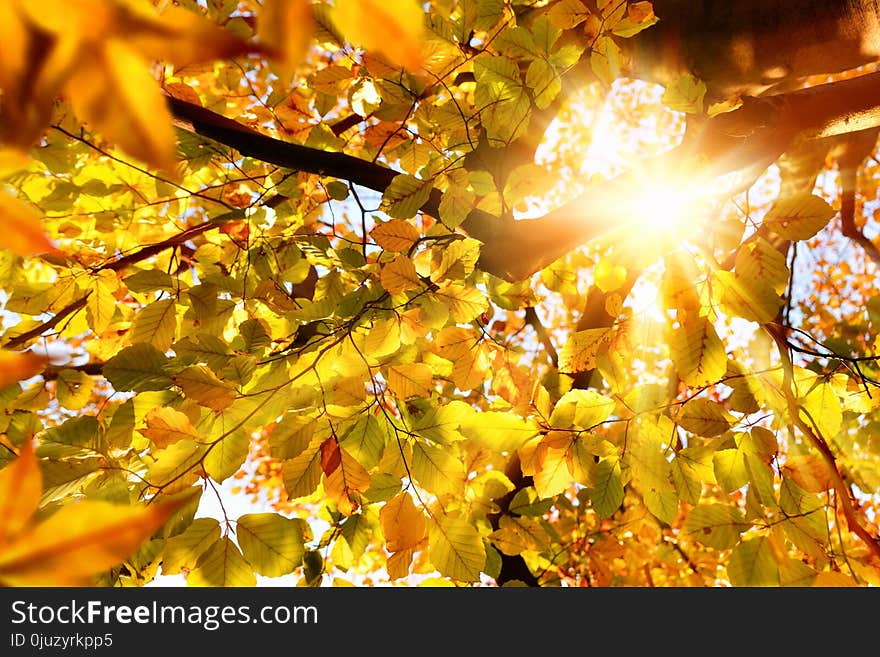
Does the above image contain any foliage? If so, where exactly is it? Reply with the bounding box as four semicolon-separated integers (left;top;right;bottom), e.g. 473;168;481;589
0;0;878;587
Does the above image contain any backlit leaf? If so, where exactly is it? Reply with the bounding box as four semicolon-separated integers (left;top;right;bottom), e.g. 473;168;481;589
187;537;256;587
236;513;305;577
682;504;748;549
669;315;727;388
429;515;485;582
380;492;427;552
0;499;180;586
333;0;424;71
764;193;836;241
139;407;200;448
131;298;177;351
104;344;173;392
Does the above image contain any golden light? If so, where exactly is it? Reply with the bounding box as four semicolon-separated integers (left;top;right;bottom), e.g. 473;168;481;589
624;179;697;240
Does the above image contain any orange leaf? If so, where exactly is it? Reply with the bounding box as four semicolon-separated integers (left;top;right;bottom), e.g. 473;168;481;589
333;0;424;71
0;350;48;388
65;39;177;174
781;454;835;493
139;407;200;448
320;437;341;476
258;0;314;79
0;441;40;545
0;499;182;586
371;219;420;252
380;492;427;552
0;191;54;255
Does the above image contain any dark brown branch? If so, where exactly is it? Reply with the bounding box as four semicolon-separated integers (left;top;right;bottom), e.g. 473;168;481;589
42;362;105;381
167;69;880;285
524;307;558;368
3;296;88;350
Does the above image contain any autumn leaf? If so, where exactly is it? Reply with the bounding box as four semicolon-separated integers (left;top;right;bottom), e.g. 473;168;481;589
139;407;201;448
380;492;427;552
258;0;314;79
0;350;47;388
333;0;425;71
0;444;182;585
0;191;54;255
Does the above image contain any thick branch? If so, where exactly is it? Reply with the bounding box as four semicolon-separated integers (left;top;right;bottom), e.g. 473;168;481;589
168;71;880;284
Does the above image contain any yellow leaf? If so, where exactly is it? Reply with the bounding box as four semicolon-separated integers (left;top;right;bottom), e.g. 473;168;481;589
0;499;180;586
371;218;420;252
0;442;40;545
139;407;200;448
174;365;236;411
781;454;835;493
323;448;371;516
386;548;415;580
333;0;424;71
380;492;427;552
669;314;727;388
65;39;177;174
258;0;314;79
0;191;54;255
0;350;48;388
428;515;485;582
387;363;433;398
380;255;421;294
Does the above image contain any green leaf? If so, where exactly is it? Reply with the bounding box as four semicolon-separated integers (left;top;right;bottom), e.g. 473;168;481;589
173;334;232;371
236;513;305;577
735;237;790;295
473;54;531;147
682;504;748;549
727;536;779;586
669;315;727;388
130;298;177;351
188;537;256;587
429;516;485;582
508;487;554;517
204;429;249;483
412;400;471;445
589;457;624;519
123;269;175;293
763;193;835;240
671;446;715;504
525;58;561;109
590;36;622;87
103;343;173;392
381;174;432;220
713;447;749;493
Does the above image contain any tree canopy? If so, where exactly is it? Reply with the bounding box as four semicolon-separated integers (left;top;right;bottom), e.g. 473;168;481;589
0;0;879;587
